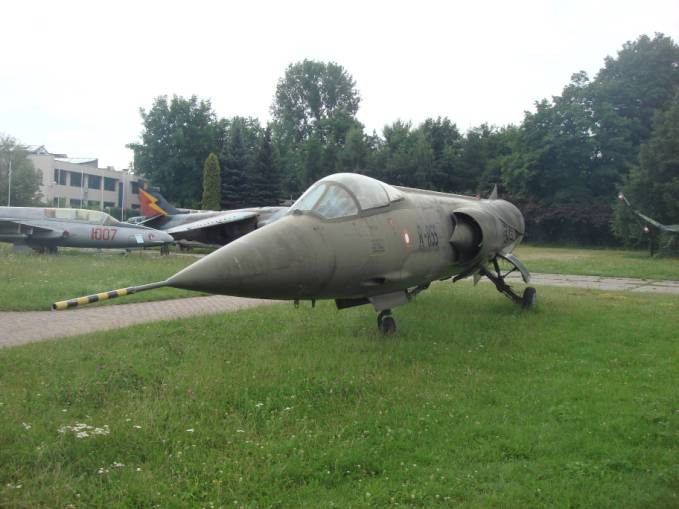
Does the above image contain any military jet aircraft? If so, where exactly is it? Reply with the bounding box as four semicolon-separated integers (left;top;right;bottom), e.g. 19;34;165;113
134;185;288;247
0;206;174;252
53;173;534;333
618;192;679;234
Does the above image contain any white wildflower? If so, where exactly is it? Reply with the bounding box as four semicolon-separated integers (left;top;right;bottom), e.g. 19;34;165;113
186;428;194;433
58;422;110;439
22;422;31;430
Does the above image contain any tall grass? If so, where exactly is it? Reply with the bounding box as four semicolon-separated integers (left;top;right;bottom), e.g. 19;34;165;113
516;244;679;280
1;284;677;507
0;247;199;311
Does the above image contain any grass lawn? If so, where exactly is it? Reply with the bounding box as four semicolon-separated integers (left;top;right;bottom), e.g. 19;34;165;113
515;244;679;280
1;284;677;507
0;244;201;311
1;242;677;312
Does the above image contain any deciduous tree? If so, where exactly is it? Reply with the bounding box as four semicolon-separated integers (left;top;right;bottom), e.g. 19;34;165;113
272;60;361;144
0;135;42;206
128;95;222;208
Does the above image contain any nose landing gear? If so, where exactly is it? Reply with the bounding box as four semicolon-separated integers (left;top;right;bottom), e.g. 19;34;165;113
377;310;396;335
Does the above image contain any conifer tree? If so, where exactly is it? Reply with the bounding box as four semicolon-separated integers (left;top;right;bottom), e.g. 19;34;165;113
251;126;282;205
220;121;249;209
201;153;221;210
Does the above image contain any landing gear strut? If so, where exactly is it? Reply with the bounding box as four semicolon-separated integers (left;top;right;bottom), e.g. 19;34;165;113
480;258;537;309
377;310;396;335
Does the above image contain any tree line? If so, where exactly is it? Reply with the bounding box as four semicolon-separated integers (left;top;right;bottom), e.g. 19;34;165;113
3;33;677;249
128;34;679;248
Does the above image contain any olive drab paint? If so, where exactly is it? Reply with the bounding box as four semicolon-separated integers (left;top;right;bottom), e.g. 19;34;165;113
53;173;536;333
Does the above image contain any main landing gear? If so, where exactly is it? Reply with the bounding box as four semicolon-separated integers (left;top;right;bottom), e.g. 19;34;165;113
480;258;537;309
377;310;396;335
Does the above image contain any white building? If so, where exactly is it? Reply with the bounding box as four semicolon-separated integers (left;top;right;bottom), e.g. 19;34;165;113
27;145;142;212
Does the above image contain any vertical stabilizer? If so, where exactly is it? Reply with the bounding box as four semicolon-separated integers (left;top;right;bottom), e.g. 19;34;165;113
139;185;182;217
488;184;498;200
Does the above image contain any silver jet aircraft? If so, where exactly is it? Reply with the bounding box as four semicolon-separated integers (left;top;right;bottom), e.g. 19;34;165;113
0;206;174;252
135;185;288;247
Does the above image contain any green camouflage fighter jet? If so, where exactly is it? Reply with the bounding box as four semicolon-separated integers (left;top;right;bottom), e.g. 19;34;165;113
54;173;535;333
618;192;679;234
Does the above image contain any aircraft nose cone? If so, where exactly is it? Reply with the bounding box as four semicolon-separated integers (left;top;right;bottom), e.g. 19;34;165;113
167;215;334;299
158;231;175;244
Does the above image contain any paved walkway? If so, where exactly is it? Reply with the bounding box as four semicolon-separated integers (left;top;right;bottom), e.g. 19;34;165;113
0;296;279;348
1;273;677;348
503;272;679;294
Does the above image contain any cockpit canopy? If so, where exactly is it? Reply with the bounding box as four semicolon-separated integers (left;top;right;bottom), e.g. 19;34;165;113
288;173;403;220
43;208;119;225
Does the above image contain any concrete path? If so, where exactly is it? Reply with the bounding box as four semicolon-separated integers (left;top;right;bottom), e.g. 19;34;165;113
1;272;678;348
0;296;278;348
503;272;679;294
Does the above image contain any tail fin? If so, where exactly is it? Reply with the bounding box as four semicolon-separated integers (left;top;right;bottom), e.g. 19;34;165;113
488;184;498;200
139;184;181;217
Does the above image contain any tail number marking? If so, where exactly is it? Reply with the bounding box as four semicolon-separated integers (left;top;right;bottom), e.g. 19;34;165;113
417;224;439;250
91;227;118;241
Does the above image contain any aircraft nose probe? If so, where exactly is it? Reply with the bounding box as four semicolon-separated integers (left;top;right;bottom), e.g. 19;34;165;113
52;281;168;310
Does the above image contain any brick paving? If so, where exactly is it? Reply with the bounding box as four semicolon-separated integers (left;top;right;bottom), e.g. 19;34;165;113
0;296;279;348
1;273;677;348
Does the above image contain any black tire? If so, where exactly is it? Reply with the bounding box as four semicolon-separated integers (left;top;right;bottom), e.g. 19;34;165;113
522;287;537;309
379;315;396;335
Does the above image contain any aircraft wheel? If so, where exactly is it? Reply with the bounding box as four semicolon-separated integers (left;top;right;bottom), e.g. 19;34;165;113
522;287;537;309
377;310;396;335
380;316;396;334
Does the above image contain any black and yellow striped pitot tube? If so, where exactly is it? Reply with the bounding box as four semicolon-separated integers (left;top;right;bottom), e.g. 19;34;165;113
52;281;168;310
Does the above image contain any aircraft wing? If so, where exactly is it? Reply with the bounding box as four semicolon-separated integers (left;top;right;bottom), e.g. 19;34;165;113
0;218;65;242
629;209;679;232
165;211;258;236
618;192;679;233
0;218;51;231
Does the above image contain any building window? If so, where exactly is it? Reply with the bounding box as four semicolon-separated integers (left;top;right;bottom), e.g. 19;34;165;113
131;203;140;209
70;198;82;207
131;181;140;195
70;172;82;187
53;197;66;207
88;175;101;189
87;200;100;209
104;201;115;209
54;169;67;185
104;177;117;192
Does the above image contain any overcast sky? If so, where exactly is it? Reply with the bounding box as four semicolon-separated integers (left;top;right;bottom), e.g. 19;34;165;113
1;0;677;170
